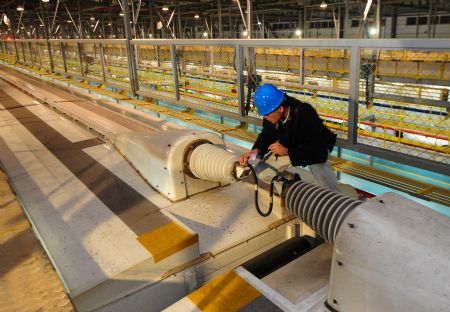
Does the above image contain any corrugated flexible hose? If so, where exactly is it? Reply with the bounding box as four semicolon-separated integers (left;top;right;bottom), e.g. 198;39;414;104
285;181;362;243
189;143;239;184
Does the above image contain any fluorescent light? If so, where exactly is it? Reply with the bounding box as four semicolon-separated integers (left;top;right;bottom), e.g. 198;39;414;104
320;1;327;8
42;0;50;2
119;12;124;16
369;27;377;35
202;31;208;37
242;30;248;37
295;29;302;36
194;14;199;19
90;16;95;21
17;5;24;11
162;7;169;11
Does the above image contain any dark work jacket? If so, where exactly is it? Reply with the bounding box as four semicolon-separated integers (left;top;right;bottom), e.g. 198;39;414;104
252;95;337;167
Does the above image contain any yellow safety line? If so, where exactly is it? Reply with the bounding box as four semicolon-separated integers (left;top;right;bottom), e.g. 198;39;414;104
137;221;198;263
188;271;261;312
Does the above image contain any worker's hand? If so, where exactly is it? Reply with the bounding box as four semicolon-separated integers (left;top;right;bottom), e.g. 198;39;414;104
239;149;259;165
268;142;288;156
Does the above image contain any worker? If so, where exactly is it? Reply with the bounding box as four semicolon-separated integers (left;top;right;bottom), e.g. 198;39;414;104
239;84;340;193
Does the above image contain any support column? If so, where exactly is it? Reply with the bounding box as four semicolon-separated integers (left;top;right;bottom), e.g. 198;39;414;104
427;0;433;39
218;0;223;38
376;0;381;38
348;46;360;144
123;0;139;95
246;0;252;39
7;7;20;62
391;7;397;38
236;45;245;117
149;0;155;38
176;0;182;38
170;44;180;101
40;0;54;71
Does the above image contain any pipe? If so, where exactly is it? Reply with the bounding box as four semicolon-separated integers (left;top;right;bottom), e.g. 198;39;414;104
285;181;362;243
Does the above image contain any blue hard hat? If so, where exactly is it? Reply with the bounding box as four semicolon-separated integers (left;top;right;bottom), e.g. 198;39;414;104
253;84;285;116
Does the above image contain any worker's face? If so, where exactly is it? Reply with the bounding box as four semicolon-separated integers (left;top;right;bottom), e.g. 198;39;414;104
264;108;282;124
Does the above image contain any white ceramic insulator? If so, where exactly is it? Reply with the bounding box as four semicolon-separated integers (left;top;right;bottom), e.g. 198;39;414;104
189;144;239;184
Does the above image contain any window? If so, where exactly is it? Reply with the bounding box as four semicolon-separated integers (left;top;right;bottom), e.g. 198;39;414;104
406;17;417;25
406;16;429;25
440;15;450;24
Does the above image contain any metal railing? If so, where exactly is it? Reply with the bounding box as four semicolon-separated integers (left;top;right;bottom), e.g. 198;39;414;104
0;37;449;176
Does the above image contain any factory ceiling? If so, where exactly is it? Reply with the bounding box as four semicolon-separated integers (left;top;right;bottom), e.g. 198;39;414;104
1;0;449;39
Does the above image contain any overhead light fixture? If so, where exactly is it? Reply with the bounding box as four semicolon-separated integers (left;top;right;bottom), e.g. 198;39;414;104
257;21;261;25
67;20;72;23
242;30;248;37
320;1;328;8
107;22;111;26
42;0;50;2
162;7;169;11
369;27;377;35
39;24;44;27
295;29;302;36
202;31;208;38
119;12;124;16
17;4;24;11
194;14;199;19
90;16;95;21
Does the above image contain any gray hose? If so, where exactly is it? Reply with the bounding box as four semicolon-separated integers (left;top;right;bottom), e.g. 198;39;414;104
285;181;362;243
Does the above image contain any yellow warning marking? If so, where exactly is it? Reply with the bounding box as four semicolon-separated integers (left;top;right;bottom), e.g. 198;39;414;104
416;186;436;196
137;222;198;263
188;271;261;312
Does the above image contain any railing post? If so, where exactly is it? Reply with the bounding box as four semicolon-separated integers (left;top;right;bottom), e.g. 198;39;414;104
20;42;26;64
170;44;180;101
77;42;85;77
28;42;34;66
99;43;107;82
60;42;68;73
348;45;360;144
236;45;245;117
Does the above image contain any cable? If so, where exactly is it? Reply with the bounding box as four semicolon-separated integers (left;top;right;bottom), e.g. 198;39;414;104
248;163;276;217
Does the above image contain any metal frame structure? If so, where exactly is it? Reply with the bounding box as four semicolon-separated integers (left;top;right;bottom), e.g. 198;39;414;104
1;37;449;177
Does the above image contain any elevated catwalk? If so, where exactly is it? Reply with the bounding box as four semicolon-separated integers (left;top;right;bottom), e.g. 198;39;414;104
0;69;291;311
